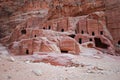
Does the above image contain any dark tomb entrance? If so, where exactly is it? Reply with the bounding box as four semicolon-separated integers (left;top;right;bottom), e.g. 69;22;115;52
81;30;84;34
68;34;75;38
79;38;82;44
26;49;29;55
92;32;95;36
61;50;68;53
61;29;64;32
21;29;26;34
118;40;120;45
94;38;109;49
100;31;103;35
48;26;51;29
89;38;92;41
34;35;37;37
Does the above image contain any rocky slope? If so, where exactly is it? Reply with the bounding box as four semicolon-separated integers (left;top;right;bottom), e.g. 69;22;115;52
0;43;120;80
0;1;120;80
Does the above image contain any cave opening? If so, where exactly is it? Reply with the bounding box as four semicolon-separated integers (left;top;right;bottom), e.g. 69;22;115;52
61;50;68;53
34;35;37;37
61;29;64;32
100;31;103;35
68;34;75;38
94;38;109;49
48;26;51;29
26;49;29;55
43;27;45;29
89;38;93;41
21;29;26;34
79;38;82;44
81;30;84;34
92;32;95;36
118;40;120;45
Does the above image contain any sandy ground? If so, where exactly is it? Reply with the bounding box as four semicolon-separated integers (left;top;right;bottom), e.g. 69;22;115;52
0;44;120;80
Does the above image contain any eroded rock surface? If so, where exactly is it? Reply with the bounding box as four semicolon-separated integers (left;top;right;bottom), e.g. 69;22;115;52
0;0;119;56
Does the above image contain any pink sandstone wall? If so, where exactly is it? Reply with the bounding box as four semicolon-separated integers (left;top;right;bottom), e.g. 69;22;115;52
105;0;120;45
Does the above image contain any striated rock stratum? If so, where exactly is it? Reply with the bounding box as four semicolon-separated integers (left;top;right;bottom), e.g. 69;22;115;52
0;0;120;55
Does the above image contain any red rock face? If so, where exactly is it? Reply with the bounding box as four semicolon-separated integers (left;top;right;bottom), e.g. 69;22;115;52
74;12;115;54
105;0;120;54
7;24;80;55
0;0;119;55
0;0;105;38
4;11;114;55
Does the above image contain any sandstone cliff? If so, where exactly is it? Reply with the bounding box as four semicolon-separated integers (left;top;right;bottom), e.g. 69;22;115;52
0;0;119;55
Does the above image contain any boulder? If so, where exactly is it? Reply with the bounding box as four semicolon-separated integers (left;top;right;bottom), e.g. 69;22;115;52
59;36;80;55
